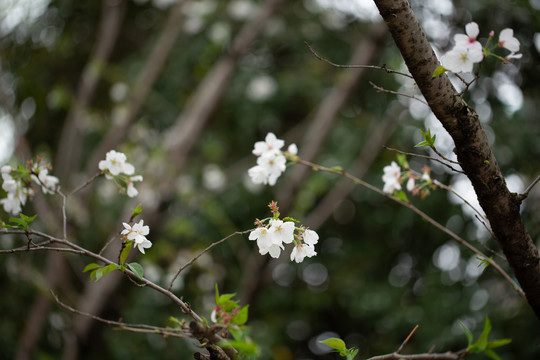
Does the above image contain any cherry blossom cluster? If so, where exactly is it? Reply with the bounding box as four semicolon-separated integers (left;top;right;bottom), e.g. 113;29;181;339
440;22;521;74
0;159;59;215
248;202;319;263
382;161;433;199
99;150;143;197
248;133;298;186
121;219;152;254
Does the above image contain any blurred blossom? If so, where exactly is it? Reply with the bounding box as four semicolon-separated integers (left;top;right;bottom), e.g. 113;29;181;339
245;75;277;102
202;164;226;191
110;82;129;102
312;0;379;22
182;0;217;33
227;0;257;21
0;112;15;164
208;22;230;44
433;242;460;271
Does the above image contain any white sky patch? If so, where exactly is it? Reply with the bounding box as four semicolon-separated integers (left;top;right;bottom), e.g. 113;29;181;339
493;71;523;115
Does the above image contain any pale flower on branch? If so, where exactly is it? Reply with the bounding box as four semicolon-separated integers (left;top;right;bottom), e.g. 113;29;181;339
287;143;298;155
35;168;59;194
406;176;415;192
440;22;484;73
303;229;319;246
1;165;13;181
126;175;143;198
0;193;22;215
382;161;402;194
121;220;152;254
498;28;522;60
99;150;135;176
268;219;295;245
290;243;317;263
252;132;284;156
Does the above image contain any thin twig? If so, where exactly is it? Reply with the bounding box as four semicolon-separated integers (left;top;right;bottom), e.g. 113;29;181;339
305;41;414;79
168;230;253;291
519;174;540;201
51;291;190;338
396;325;419;354
68;172;101;196
367;350;467;360
294;157;526;298
370;81;428;105
384;146;463;174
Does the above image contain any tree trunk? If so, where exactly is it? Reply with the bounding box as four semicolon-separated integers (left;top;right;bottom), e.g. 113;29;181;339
373;0;540;319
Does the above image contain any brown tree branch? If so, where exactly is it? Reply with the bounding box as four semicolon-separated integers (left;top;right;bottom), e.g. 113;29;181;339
372;0;540;318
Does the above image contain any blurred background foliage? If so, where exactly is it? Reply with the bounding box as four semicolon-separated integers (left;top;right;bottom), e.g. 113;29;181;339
1;0;540;359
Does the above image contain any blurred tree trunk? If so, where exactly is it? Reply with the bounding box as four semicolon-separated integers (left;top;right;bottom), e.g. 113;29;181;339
373;0;540;319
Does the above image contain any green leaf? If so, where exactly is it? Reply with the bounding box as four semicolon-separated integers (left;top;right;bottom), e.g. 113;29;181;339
488;338;512;349
93;268;104;282
330;166;344;172
217;293;237;306
101;263;120;277
319;338;347;352
459;320;474;346
432;65;447;77
414;140;432;148
132;204;142;217
119;241;132;265
476;317;492;351
232;305;249;325
19;213;37;224
9;217;28;230
394;190;408;202
396;154;408;168
83;263;101;272
127;262;144;279
483;348;502;360
347;348;359;360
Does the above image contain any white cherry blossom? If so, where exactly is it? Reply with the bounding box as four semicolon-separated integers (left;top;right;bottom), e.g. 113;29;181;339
382;161;402;194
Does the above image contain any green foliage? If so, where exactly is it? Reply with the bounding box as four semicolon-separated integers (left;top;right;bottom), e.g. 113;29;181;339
319;337;359;360
1;213;37;231
432;65;448;78
415;128;437;148
461;317;511;360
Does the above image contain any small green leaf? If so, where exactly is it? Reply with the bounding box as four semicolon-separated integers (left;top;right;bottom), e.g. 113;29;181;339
330;166;344;172
232;305;249;326
476;317;492;351
83;263;101;273
432;65;447;77
217;293;237;306
459;320;474;346
414;140;432;148
119;241;132;265
488;338;512;349
19;213;37;224
132;204;143;217
483;348;502;360
101;263;120;277
127;262;144;279
396;154;408;168
394;190;409;202
93;268;104;282
319;338;347;352
9;217;28;230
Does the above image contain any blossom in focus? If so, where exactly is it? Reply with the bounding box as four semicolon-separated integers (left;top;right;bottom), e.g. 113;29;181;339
406;176;415;192
498;28;522;60
268;219;295;245
121;220;152;254
382;161;402;194
303;229;319;246
252;132;284;156
99;150;135;176
440;22;483;73
290;243;317;263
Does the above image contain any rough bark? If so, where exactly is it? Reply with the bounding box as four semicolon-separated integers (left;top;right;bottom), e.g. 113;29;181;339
373;0;540;318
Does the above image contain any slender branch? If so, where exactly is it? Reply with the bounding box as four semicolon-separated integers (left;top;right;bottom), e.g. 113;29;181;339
396;325;419;354
370;81;428;105
0;228;204;321
68;172;101;196
168;230;253;291
305;41;414;79
383;146;463;174
519;174;540;201
367;350;467;360
51;291;191;339
292;157;525;298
